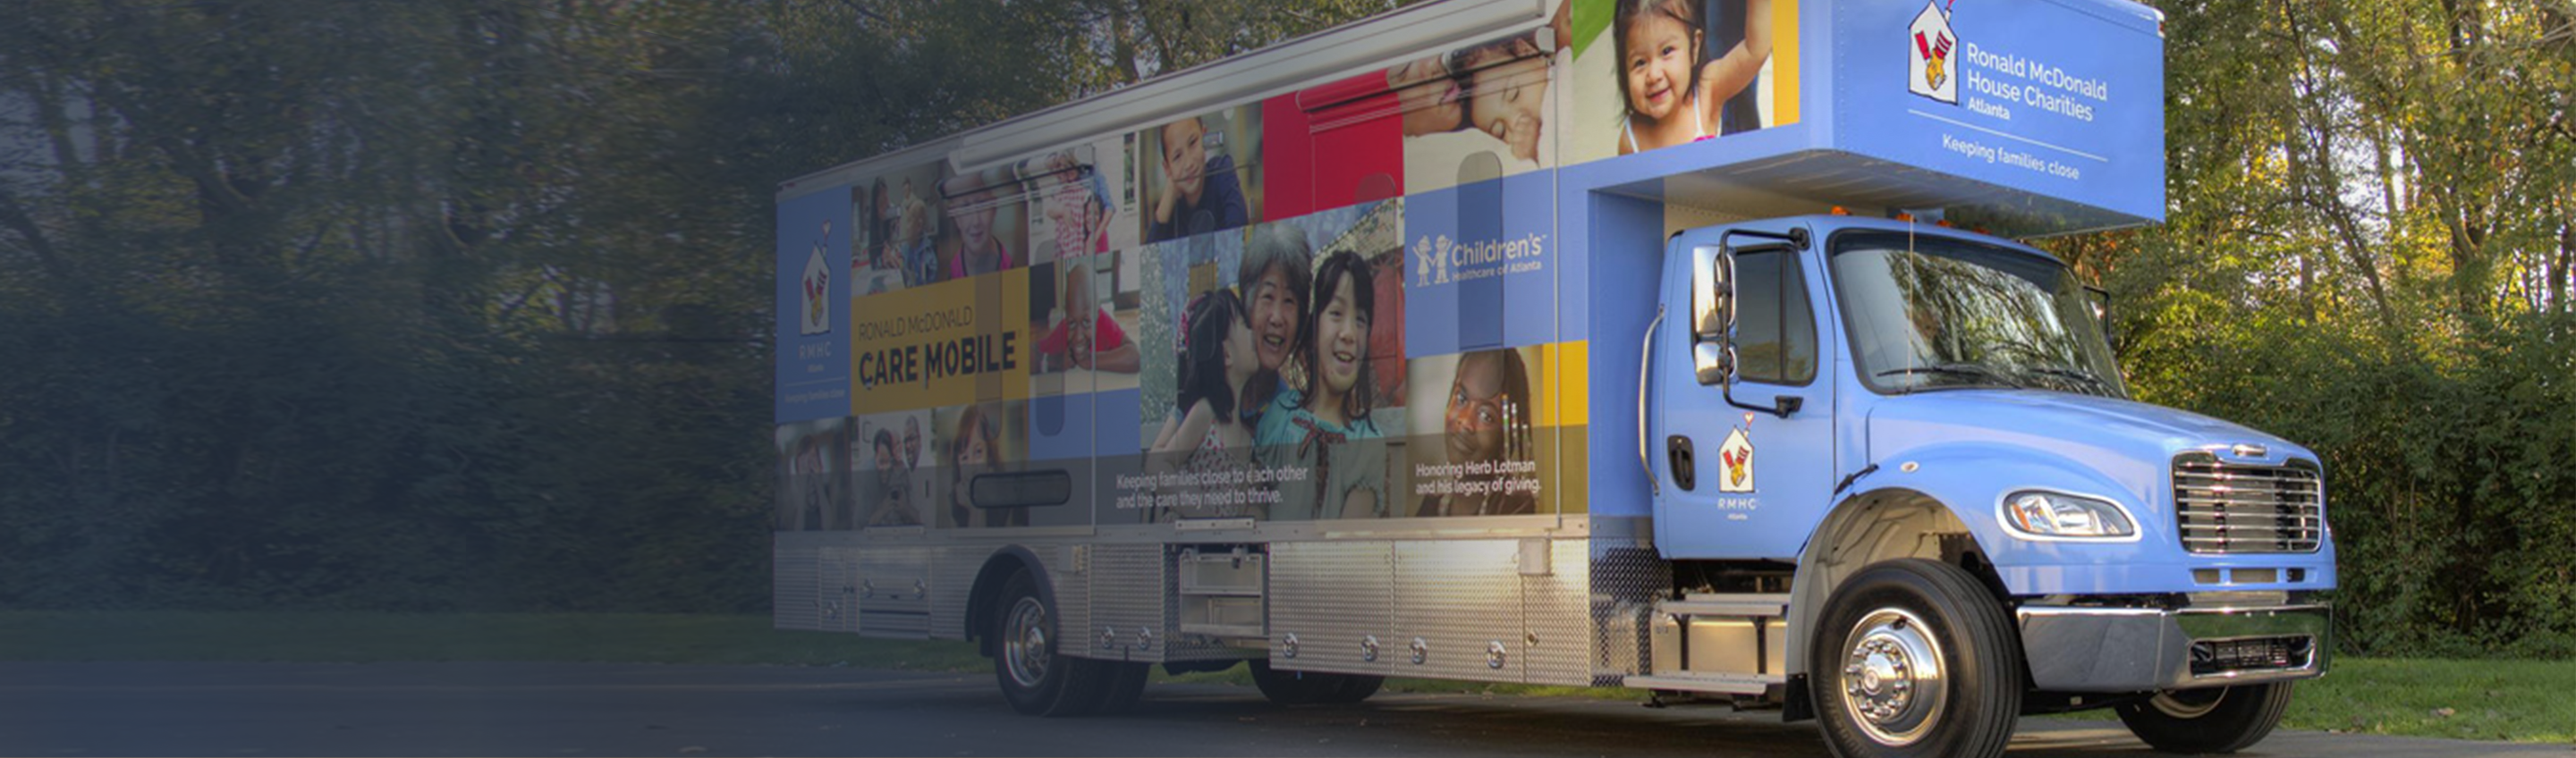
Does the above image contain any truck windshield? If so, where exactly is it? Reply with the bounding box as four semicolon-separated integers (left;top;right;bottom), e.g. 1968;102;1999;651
1828;231;2126;398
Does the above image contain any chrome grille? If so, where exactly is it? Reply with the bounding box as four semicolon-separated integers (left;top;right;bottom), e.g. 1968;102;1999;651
2173;454;2323;554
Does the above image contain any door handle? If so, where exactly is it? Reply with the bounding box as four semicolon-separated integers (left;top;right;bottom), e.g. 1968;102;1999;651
1667;435;1697;492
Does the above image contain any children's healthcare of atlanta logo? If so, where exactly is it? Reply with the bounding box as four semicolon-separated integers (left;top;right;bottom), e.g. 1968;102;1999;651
1909;0;1959;104
1411;230;1547;287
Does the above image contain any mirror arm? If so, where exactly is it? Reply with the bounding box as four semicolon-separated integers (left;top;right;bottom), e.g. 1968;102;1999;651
1724;381;1799;418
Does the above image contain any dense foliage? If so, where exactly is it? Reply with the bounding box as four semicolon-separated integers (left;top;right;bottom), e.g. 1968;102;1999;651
0;0;1403;613
2051;0;2576;656
1;0;2569;653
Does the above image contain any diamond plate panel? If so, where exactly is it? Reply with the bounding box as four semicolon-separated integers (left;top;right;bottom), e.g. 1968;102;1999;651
1053;545;1090;653
930;545;991;640
818;547;860;634
1520;538;1594;686
1269;541;1394;677
774;544;820;631
1087;543;1167;662
1589;542;1670;686
1392;540;1528;681
858;545;932;637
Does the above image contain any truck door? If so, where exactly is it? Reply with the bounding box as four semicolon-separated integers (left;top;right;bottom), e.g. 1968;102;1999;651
1654;224;1835;560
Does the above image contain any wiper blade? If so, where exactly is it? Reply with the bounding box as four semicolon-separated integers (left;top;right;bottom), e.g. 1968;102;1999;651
2024;366;2110;391
1875;363;2018;389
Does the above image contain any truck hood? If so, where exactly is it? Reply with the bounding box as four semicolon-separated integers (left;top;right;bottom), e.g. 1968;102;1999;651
1866;390;2313;501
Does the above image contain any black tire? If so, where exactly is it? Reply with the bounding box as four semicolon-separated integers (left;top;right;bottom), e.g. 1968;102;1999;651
1090;661;1151;716
990;570;1110;717
1248;660;1380;706
1808;559;2024;758
1323;672;1385;704
2114;683;2294;754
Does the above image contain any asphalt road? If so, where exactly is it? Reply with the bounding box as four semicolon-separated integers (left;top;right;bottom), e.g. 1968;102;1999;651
0;661;2563;757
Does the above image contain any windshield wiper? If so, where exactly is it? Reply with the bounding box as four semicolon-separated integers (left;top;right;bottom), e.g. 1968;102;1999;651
1876;363;2019;389
2023;366;2111;393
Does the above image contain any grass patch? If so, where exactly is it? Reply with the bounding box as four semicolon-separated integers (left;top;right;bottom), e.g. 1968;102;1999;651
5;612;2570;743
2284;657;2576;743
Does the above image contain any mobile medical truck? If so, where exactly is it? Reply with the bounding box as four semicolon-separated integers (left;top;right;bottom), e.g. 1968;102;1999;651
773;1;2334;755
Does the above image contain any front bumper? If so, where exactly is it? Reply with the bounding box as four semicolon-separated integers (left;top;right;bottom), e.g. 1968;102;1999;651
2016;602;2330;692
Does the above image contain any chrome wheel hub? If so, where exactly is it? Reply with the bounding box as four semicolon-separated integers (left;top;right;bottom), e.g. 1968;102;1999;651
1839;608;1947;746
1003;596;1052;688
2149;687;2226;720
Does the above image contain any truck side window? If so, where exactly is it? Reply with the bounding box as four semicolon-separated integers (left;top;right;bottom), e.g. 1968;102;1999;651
1733;249;1818;385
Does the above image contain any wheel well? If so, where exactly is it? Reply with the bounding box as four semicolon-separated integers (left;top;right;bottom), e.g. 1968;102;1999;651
965;548;1046;658
1785;489;2011;674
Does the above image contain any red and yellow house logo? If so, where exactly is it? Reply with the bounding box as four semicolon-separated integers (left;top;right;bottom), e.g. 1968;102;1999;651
1909;1;1959;104
1718;427;1755;493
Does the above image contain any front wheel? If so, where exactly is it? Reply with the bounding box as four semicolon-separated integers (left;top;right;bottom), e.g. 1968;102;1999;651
2114;683;2294;754
1809;559;2024;758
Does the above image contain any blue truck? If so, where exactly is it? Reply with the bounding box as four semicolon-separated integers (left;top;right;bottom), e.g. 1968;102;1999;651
773;1;2334;755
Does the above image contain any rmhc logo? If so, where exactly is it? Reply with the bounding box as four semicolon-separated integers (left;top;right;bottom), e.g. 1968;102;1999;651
801;239;833;335
1909;0;1959;105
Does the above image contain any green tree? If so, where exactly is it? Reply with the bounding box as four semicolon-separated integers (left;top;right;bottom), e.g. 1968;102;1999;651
0;0;1406;613
2075;0;2576;654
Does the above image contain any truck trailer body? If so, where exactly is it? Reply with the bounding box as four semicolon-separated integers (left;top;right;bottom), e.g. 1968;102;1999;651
773;1;2334;754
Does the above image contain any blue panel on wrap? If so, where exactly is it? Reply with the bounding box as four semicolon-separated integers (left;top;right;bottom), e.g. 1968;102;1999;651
1555;176;1589;343
1834;0;2163;221
1026;392;1092;462
1094;388;1144;454
1401;172;1557;357
777;190;852;423
1581;192;1666;518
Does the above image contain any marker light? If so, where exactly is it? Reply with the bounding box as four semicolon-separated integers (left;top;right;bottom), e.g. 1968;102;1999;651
2002;491;2138;540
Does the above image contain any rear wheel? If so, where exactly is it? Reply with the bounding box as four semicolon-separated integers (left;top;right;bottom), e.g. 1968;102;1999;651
2114;683;2294;754
1809;559;2023;758
991;570;1110;717
1248;660;1384;705
1325;672;1385;703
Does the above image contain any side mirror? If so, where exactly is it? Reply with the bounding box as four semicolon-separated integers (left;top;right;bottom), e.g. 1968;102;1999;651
1690;246;1735;385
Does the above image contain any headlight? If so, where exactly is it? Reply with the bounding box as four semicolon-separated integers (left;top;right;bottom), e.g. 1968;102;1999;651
2001;490;2138;540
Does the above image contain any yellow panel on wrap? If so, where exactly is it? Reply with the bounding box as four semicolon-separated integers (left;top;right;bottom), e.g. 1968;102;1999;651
1538;341;1588;427
1775;1;1801;126
847;270;1030;414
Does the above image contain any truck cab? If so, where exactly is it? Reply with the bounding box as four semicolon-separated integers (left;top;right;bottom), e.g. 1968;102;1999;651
1644;215;2332;754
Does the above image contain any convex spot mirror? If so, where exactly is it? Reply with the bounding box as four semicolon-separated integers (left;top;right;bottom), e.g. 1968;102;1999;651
2083;283;2120;355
